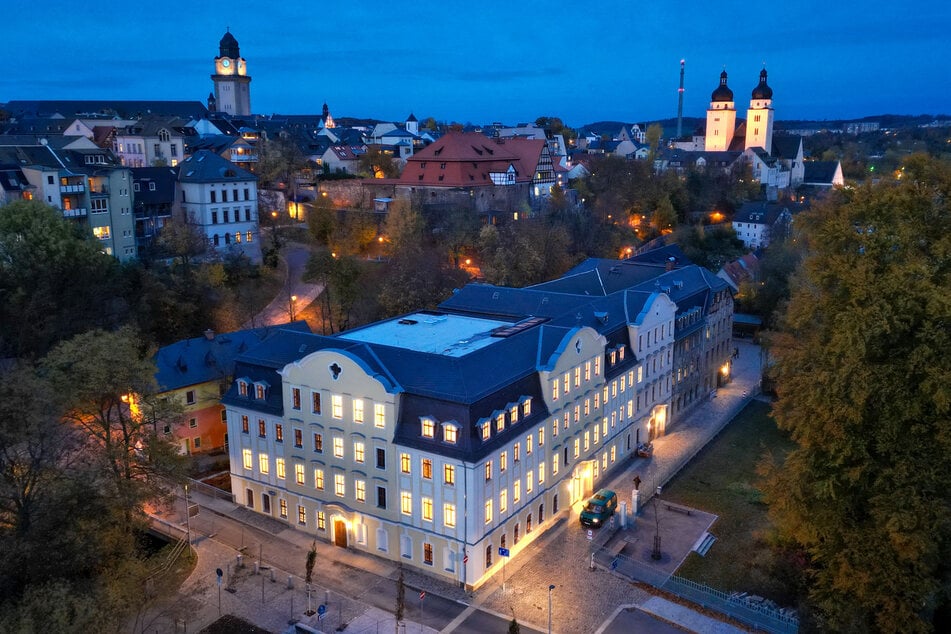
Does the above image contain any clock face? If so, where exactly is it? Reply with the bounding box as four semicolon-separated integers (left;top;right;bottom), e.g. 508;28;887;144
222;59;231;68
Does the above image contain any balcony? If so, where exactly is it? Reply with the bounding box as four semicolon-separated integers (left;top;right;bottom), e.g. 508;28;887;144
62;208;88;218
90;186;110;197
60;184;85;194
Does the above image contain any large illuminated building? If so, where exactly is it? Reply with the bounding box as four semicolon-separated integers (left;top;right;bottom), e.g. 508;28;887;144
223;247;732;588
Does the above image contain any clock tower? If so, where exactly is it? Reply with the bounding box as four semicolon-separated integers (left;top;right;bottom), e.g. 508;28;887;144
211;29;251;116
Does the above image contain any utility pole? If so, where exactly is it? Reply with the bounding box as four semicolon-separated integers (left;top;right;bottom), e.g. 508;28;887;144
677;59;686;139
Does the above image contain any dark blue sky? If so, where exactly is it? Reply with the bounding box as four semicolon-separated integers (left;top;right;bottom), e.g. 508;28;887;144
3;1;949;126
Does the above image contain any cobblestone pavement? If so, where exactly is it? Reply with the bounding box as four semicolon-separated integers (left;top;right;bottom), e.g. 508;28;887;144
140;340;763;634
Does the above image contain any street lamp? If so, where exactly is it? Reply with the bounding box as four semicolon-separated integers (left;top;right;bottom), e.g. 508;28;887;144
184;483;191;546
289;294;298;321
548;584;555;634
652;485;662;560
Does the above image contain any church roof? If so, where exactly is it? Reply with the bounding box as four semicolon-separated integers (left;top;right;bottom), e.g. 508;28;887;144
771;135;803;160
803;160;841;185
751;69;773;100
712;71;734;102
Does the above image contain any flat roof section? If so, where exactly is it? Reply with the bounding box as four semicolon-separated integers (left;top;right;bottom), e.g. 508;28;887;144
338;312;513;358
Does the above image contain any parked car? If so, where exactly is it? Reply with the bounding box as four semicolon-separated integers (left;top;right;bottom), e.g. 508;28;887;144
580;489;618;528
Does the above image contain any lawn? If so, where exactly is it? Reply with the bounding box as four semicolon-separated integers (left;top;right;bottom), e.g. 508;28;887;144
662;399;797;603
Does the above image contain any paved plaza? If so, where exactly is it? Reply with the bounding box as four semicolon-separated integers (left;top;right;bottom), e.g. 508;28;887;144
140;339;763;633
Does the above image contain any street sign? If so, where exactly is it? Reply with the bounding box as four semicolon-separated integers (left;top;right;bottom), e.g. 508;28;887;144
216;568;223;585
498;547;510;557
463;551;468;564
586;529;593;540
317;604;326;617
419;591;426;600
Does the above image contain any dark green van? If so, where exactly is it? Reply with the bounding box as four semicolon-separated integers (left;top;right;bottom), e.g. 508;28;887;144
579;489;618;528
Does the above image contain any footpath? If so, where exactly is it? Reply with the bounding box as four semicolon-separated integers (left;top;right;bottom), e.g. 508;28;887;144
140;339;763;634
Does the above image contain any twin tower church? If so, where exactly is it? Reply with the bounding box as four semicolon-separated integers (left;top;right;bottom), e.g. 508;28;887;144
705;69;775;153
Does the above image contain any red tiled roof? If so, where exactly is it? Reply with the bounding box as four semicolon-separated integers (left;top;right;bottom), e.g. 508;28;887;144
397;131;544;187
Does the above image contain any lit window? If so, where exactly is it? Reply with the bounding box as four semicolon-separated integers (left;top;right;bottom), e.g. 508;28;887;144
333;437;344;458
332;395;343;419
242;449;252;470
354;441;365;463
275;424;284;442
444;503;456;528
423;542;433;565
526;472;533;493
334;473;345;497
584;399;591;416
585;431;591;451
292;388;301;410
280;499;288;519
594;425;600;444
538;427;544;447
258;419;266;437
317;511;326;530
374;403;385;428
443;425;458;444
500;489;508;513
510;405;519;423
295;463;305;485
552;420;558;438
401;491;412;515
611;445;617;462
313;433;323;453
400;453;411;474
594;357;601;376
239;381;249;396
484;461;492;481
552;455;559;476
422;497;433;521
526;434;533;454
294;428;303;448
514;443;520;462
638;367;643;383
551;379;558;401
574;438;580;459
496;413;505;433
522;398;532;417
564;412;570;430
259;453;269;474
420;458;432;479
422;418;435;438
356;479;366;502
241;415;249;433
538;463;545;484
256;384;265;399
444;464;455;485
481;422;490;440
562;372;570;395
312;392;322;414
619;346;625;361
298;505;306;525
574;367;581;387
314;469;324;490
353;398;364;423
514;480;521;503
574;405;580;425
500;451;507;473
484;499;493;524
584;361;591;381
276;458;285;479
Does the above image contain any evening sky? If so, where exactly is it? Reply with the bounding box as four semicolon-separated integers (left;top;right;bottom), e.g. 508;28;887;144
3;1;949;126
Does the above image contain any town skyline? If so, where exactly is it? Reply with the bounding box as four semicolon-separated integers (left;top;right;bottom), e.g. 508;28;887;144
3;0;949;126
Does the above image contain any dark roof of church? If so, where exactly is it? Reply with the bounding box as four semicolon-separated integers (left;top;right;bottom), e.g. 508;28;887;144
751;69;773;100
712;71;734;102
771;135;802;159
219;30;240;58
803;161;841;184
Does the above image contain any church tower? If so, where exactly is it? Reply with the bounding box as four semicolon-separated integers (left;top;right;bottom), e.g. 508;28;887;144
211;29;251;116
744;69;774;153
704;70;736;151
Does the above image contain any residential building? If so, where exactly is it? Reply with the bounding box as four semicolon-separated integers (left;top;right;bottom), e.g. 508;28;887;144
131;167;178;256
732;201;797;249
802;161;845;187
154;323;311;454
222;247;732;589
177;150;262;263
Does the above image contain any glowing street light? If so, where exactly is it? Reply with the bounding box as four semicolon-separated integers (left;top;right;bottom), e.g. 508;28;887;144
289;294;298;321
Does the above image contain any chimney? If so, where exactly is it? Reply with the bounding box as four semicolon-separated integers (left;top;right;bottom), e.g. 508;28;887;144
204;329;215;341
666;256;676;271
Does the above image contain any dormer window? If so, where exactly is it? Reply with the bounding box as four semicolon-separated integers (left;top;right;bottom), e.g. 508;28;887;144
618;346;625;361
443;424;458;444
237;380;249;397
495;413;505;433
421;418;435;438
255;383;266;400
509;405;519;424
522;398;532;417
480;421;490;441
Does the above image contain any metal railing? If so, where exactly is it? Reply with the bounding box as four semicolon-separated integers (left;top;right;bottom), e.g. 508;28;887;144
187;476;235;503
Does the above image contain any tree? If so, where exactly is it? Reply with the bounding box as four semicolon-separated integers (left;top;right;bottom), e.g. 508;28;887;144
645;123;664;162
508;615;521;634
155;219;208;268
394;562;405;631
761;157;951;632
41;327;185;530
358;147;401;179
0;200;123;358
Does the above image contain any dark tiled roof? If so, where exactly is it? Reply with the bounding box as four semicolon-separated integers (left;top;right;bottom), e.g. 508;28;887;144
155;322;311;392
4;100;208;120
178;150;256;182
771;135;802;160
803;161;841;184
132;167;178;204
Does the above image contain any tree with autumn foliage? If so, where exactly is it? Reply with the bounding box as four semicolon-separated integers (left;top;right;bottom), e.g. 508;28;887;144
761;154;951;632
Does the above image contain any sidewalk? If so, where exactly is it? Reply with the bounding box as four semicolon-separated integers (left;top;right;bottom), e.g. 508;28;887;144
146;339;763;634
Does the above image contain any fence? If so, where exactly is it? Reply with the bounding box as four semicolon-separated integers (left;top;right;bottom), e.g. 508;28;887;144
593;544;799;633
187;476;235;503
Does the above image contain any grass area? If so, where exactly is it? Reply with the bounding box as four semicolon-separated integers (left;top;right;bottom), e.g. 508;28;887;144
663;399;797;602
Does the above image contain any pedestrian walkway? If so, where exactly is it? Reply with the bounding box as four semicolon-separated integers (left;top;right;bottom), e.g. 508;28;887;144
144;339;763;633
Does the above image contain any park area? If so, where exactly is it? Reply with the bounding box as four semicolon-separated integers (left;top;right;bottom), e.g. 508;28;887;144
662;399;802;606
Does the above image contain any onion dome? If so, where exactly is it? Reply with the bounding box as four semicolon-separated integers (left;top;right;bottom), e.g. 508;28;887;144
752;69;773;100
711;70;733;102
219;30;240;59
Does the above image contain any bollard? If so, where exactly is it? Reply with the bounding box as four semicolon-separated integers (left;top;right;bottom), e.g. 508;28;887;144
590;552;595;570
619;501;628;529
236;554;243;569
270;569;275;582
254;561;260;575
287;575;294;590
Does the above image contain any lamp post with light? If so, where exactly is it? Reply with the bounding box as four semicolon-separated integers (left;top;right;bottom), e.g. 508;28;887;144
548;584;555;634
289;294;297;322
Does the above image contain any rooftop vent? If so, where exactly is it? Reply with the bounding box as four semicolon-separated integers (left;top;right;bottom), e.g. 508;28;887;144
398;318;418;325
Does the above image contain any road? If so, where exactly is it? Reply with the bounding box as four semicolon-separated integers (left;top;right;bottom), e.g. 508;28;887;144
245;238;323;329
